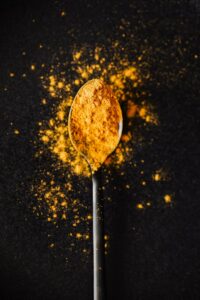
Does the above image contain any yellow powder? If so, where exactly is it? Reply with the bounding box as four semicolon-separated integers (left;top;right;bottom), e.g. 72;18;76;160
42;98;47;105
139;104;158;125
127;101;138;118
61;11;66;17
14;129;20;135
104;234;109;241
57;81;64;89
164;194;172;203
137;203;144;209
76;233;82;239
152;169;168;182
68;79;123;172
153;173;161;181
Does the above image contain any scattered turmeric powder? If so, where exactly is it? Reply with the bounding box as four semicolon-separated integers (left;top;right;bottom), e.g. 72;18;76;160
32;38;173;254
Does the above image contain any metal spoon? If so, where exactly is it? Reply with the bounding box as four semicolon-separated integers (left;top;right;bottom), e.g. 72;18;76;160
68;79;123;300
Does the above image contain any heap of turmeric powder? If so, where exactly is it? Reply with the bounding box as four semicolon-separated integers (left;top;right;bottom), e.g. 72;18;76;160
68;79;123;172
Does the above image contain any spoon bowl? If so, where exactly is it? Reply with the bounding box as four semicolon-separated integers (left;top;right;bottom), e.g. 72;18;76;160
68;78;123;173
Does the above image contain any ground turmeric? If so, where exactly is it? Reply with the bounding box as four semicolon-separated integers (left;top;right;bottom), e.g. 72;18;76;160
68;79;123;172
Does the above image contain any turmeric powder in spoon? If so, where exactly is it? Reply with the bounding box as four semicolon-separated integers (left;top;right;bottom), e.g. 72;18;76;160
68;78;123;173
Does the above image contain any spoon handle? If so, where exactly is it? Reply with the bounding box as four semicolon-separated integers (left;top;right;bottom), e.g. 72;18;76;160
92;171;105;300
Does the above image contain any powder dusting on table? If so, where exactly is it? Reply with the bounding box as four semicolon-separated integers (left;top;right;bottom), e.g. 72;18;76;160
29;26;174;255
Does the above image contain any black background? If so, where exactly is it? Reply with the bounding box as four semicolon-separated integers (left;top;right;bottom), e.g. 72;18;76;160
0;0;200;299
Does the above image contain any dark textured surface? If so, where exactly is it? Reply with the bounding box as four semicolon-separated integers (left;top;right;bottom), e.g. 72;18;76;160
0;0;200;299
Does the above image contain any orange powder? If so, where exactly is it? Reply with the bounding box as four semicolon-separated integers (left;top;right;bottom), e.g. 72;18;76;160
68;79;123;172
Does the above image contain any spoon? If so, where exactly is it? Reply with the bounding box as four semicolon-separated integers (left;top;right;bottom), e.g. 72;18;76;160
68;79;123;300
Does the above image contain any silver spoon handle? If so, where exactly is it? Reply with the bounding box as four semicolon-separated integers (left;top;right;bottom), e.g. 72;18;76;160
92;173;105;300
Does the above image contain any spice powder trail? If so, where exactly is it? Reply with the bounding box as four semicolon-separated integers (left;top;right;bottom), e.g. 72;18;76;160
32;43;173;254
